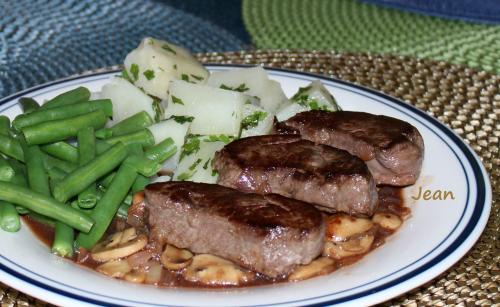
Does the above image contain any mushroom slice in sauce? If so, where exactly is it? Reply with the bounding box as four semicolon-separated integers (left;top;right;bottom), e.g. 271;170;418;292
96;259;132;278
326;214;374;242
91;227;148;262
160;244;193;270
323;235;375;259
372;212;402;231
288;257;336;281
183;254;255;286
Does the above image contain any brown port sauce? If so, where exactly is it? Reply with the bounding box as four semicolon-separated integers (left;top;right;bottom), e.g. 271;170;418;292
22;186;408;288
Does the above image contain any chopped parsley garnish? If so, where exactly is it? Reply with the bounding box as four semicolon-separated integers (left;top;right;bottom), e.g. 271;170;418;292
291;86;311;101
173;64;177;70
203;158;211;170
204;134;233;144
143;70;155;80
181;74;189;82
211;170;218;177
244;99;252;105
219;83;249;92
171;95;184;105
190;74;204;81
120;70;133;83
176;171;194;181
179;136;200;161
169;115;194;124
308;101;329;111
130;64;139;81
188;159;202;171
241;111;267;130
162;44;176;54
152;99;164;122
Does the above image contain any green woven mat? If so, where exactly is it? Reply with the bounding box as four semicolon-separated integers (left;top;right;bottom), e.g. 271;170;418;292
243;0;500;74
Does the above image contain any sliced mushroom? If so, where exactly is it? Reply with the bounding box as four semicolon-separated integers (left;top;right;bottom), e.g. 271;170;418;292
323;235;374;259
124;269;147;283
326;214;373;242
96;259;132;278
160;244;193;270
183;254;254;286
91;228;148;262
288;257;336;282
372;213;402;231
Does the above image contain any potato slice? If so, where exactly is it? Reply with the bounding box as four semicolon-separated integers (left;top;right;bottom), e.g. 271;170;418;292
325;214;374;242
276;80;341;121
288;257;336;281
173;137;225;183
240;103;274;138
96;259;132;278
372;213;402;230
207;66;288;113
323;235;375;259
124;37;208;100
183;254;254;286
91;228;148;262
100;77;156;124
160;244;193;270
165;80;244;136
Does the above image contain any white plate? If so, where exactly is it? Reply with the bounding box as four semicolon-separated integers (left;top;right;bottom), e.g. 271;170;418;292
0;66;492;307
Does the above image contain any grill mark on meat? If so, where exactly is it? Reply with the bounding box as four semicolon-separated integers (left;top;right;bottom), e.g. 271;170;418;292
214;135;378;216
144;182;325;277
275;111;424;186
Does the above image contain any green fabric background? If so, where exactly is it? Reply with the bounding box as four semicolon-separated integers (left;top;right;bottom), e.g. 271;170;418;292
243;0;500;73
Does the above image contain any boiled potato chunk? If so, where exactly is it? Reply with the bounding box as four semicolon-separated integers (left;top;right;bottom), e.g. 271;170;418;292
165;80;244;136
173;136;226;183
147;119;190;171
276;80;341;121
207;66;288;113
100;77;156;124
240;103;274;138
124;37;208;100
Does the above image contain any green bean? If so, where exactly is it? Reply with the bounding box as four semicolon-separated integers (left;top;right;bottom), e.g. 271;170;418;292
77;127;97;209
52;222;74;257
41;87;90;109
0;182;93;232
42;154;77;173
76;163;137;249
95;140;112;155
105;129;155;148
123;155;160;177
97;111;153;139
19;97;40;114
13;100;112;130
0;156;15;182
21;140;51;197
40;142;78;163
0;134;24;162
27;211;55;227
7;159;28;214
0;201;21;232
144;138;176;163
94;129;112;139
116;202;130;220
53;142;127;203
98;172;115;190
131;175;149;194
15;206;30;215
22;109;108;145
0;116;10;135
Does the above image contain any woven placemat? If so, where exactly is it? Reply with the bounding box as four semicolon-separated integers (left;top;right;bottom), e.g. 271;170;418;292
242;0;500;74
1;51;498;306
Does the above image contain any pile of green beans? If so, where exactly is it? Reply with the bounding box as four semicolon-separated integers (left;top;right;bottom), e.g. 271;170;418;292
0;87;177;257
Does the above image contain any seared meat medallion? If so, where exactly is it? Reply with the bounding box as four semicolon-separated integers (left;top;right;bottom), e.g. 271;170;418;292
144;182;325;277
276;111;424;186
214;135;378;216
